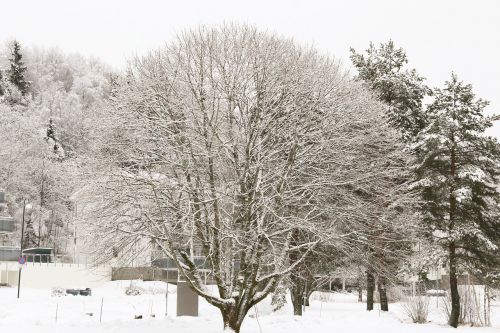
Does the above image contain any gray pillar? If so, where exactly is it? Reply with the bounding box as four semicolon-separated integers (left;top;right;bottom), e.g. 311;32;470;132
176;282;198;316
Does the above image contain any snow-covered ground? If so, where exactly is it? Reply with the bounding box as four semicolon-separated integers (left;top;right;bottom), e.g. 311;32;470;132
0;281;498;333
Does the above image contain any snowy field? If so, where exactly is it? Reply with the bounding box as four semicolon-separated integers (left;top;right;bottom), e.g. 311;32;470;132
0;281;499;333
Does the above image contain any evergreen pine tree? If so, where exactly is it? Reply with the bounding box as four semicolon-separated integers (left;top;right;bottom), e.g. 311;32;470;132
350;41;428;312
350;41;429;141
414;73;500;327
8;40;30;96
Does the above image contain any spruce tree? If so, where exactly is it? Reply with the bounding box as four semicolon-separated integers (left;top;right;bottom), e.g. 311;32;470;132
414;73;500;327
46;118;60;154
8;40;30;96
350;41;429;141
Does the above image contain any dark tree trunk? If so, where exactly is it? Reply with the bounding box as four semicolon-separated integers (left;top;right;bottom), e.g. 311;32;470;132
223;319;242;333
448;242;460;328
378;276;388;311
366;270;375;311
223;317;242;333
448;143;460;328
290;284;303;315
289;228;304;315
290;275;304;315
221;305;249;333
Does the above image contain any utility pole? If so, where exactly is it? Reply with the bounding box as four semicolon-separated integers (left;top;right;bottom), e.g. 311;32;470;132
17;200;26;299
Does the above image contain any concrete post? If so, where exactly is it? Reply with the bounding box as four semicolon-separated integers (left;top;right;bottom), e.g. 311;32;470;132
176;282;198;316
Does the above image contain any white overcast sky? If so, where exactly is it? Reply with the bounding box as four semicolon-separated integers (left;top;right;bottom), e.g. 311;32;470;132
1;0;499;136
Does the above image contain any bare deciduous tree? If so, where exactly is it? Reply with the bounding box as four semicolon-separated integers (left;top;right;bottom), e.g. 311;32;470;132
85;25;410;332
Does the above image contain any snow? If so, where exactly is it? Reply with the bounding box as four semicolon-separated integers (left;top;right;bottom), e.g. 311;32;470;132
458;168;487;182
1;281;499;333
455;187;472;203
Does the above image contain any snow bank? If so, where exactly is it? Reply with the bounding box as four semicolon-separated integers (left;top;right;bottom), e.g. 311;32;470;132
0;282;498;333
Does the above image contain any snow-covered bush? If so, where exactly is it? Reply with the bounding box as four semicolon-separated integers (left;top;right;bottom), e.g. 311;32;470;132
51;287;66;297
402;295;430;323
271;284;287;311
125;283;145;296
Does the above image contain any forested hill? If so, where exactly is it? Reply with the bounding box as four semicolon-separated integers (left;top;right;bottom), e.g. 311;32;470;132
0;41;112;251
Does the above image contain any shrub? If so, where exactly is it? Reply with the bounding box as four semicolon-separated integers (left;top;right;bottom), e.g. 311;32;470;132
402;295;430;323
125;282;145;296
441;285;489;327
51;287;66;297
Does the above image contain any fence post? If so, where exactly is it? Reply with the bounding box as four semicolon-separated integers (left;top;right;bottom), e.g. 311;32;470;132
165;283;169;316
99;297;103;323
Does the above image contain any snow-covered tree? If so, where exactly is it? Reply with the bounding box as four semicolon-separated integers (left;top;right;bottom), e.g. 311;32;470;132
350;40;427;311
346;132;418;312
287;114;418;314
45;117;65;159
8;40;30;96
350;40;429;141
413;73;500;327
85;25;409;332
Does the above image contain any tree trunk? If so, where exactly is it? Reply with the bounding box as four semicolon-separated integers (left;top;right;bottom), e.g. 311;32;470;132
290;284;303;315
303;280;309;306
448;242;460;328
366;270;375;311
448;142;460;328
378;275;388;311
221;307;246;333
289;228;304;315
223;318;242;333
289;269;304;315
